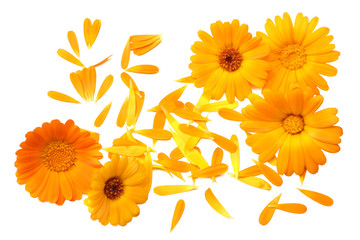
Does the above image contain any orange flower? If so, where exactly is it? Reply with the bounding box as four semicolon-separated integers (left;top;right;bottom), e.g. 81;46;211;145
15;120;103;205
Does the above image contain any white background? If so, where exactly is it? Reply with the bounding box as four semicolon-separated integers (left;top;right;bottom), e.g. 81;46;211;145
0;0;358;239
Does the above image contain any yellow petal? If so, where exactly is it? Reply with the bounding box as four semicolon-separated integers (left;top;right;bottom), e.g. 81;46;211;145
94;101;112;127
121;38;131;69
67;31;80;58
297;188;333;206
218;108;243;121
268;203;307;214
170;199;185;232
299;172;306;186
116;97;128;128
205;188;232;219
197;100;238;112
230;135;240;179
210;133;237;153
126;65;159;74
95;75;113;102
69;72;86;100
57;49;84;67
174;109;209;122
237;176;272;190
120;72;140;94
134;91;145;124
103;145;147;157
176;76;196;83
133;38;162;56
238;165;261;177
154;185;197;196
191;164;228;178
134;129;172;141
253;160;283;187
259;193;282;226
48;91;80;104
178;124;212;139
126;81;136;127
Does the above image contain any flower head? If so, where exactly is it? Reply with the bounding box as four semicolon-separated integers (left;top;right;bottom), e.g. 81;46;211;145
240;87;342;176
257;12;340;94
84;154;151;226
15;120;103;205
189;20;270;103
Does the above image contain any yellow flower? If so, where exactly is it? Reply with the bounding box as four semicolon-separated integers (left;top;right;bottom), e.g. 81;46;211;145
257;12;340;94
84;155;151;226
15;120;103;205
189;20;270;103
240;87;342;176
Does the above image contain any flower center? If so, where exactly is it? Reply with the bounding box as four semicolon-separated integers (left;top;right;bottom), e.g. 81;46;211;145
279;44;307;70
42;141;76;172
104;177;124;200
282;115;305;134
218;48;242;72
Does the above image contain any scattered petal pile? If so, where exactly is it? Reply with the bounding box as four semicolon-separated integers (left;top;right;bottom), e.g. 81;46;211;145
15;13;342;231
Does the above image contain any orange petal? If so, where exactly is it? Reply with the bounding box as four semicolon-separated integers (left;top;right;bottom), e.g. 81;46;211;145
116;97;128;128
134;129;172;140
67;31;80;58
103;145;147;157
191;164;228;178
230;135;240;179
211;148;223;166
237;176;272;190
160;85;187;105
210;133;237;153
95;75;113;102
83;18;91;48
89;19;101;48
259;193;282;225
120;72;140;94
126;81;136;126
126;65;159;74
170;199;185;232
155;159;192;173
133;38;162;56
154;185;197;196
130;35;161;49
218;108;243;121
69;72;86;100
297;188;333;206
94;101;112;127
268;203;307;214
178;124;212;139
130;34;161;42
121;38;131;69
57;49;84;67
92;55;112;68
205;188;232;218
134;91;145;124
253;160;283;187
176;76;196;83
48;91;80;104
170;147;184;160
238;165;262;177
197;101;238;112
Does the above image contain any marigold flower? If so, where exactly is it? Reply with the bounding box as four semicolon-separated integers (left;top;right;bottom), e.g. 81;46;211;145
257;12;340;94
15;120;103;205
188;19;270;103
84;155;151;226
240;87;343;176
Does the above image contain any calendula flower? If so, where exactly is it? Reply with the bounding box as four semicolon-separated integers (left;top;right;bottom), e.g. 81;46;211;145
15;120;103;205
84;155;150;226
188;19;270;103
240;87;342;176
257;12;340;94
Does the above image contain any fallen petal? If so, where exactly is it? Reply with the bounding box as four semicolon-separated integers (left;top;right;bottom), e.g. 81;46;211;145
170;199;185;232
205;188;232;218
297;188;333;206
